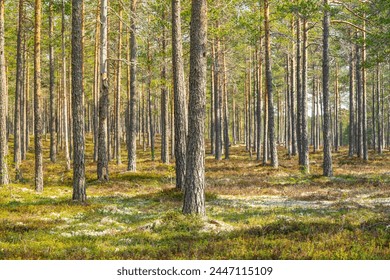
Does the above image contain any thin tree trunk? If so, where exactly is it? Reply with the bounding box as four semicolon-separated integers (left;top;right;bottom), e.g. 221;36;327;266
115;6;122;165
348;41;355;157
93;4;100;162
171;0;187;187
62;0;70;171
161;8;169;164
300;18;309;172
34;0;43;190
21;35;26;160
362;19;368;161
14;0;24;180
222;48;229;159
264;0;278;168
290;19;297;156
356;43;363;158
97;0;109;180
214;38;222;160
127;0;138;171
256;42;262;161
0;0;8;185
322;0;333;177
376;62;382;154
49;0;56;163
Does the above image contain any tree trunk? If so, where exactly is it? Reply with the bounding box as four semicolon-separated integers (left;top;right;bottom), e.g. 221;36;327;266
115;6;122;165
49;0;56;164
362;20;368;161
222;48;229;159
161;8;169;164
0;0;8;185
214;38;222;160
93;4;100;162
356;43;363;158
14;0;24;180
62;0;70;171
290;19;297;156
127;0;138;171
172;0;187;189
97;0;109;181
322;0;333;177
376;62;382;154
34;0;44;190
256;43;262;161
183;0;207;216
21;35;27;160
348;41;355;157
334;63;339;152
72;0;86;202
264;0;278;168
300;18;309;173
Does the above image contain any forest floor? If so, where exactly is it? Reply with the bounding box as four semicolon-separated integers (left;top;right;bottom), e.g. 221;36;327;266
0;136;389;259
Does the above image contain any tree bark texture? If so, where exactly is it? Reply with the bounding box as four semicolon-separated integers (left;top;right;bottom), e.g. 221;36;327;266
264;0;278;168
172;0;187;190
322;0;333;177
183;0;207;216
71;0;86;202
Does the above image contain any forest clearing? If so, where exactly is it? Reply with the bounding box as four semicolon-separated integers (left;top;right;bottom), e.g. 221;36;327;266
1;137;389;259
0;0;389;261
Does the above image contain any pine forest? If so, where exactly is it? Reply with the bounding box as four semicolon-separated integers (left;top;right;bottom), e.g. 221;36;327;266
0;0;389;259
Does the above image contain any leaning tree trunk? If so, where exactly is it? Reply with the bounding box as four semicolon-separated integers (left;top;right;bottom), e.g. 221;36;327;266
127;0;138;171
322;0;333;177
34;0;44;191
172;0;187;190
0;0;8;185
71;0;86;202
97;0;109;181
183;0;207;215
264;0;278;168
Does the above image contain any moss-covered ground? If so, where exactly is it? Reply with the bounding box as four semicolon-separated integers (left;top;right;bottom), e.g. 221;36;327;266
0;136;389;259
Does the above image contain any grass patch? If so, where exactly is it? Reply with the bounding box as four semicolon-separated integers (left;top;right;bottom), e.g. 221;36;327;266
0;137;389;259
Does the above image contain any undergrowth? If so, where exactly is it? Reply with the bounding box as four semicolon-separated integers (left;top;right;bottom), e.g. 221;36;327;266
0;136;389;259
